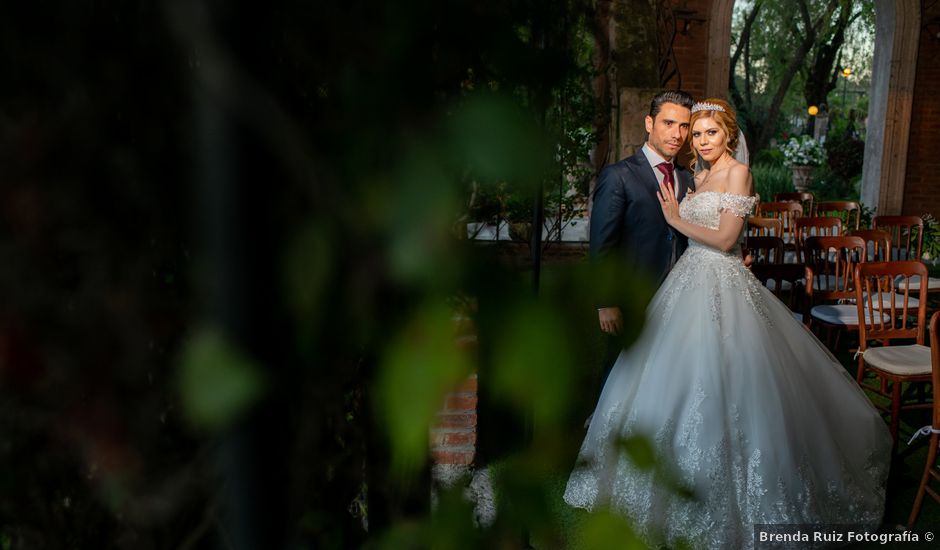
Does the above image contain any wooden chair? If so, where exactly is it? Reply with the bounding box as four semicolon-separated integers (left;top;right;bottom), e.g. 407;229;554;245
849;229;893;262
874;215;940;294
744;236;785;265
794;217;843;263
758;201;803;258
907;311;940;528
855;261;930;451
805;235;867;350
774;191;815;217
873;215;924;260
816;200;861;230
752;263;812;326
746;216;784;238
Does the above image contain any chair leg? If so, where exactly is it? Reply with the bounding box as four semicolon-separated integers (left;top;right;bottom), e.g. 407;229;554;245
856;356;866;384
891;382;903;454
909;433;940;528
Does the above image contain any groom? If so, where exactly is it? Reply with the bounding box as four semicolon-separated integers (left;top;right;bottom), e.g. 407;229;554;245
590;90;695;386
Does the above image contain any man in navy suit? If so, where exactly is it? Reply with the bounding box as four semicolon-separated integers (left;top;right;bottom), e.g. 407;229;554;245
590;90;695;385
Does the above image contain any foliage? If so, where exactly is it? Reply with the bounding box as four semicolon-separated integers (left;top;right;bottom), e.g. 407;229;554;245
824;128;864;180
751;162;793;200
803;124;864;201
858;202;876;230
922;214;940;261
0;0;659;549
465;22;597;250
778;135;827;166
806;164;859;201
729;0;874;154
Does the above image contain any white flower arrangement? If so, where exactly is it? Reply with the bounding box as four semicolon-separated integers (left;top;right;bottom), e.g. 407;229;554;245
778;135;827;166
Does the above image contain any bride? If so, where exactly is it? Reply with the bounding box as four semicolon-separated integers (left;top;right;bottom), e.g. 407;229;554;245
563;98;891;548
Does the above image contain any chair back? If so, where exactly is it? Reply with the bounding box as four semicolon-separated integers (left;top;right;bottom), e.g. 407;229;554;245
805;235;867;301
816;200;861;230
849;229;893;262
873;215;924;260
931;311;940;427
795;217;843;263
758;201;803;247
747;216;784;237
744;236;785;264
855;261;928;347
774;191;815;216
752;263;812;324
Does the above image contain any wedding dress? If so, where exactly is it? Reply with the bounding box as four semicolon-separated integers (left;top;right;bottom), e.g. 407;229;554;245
564;191;891;549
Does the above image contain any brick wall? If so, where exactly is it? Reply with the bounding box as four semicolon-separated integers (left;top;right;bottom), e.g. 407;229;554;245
663;0;710;101
431;367;478;467
904;6;940;219
431;244;589;470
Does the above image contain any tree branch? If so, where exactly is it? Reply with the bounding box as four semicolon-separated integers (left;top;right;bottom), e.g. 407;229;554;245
755;0;841;151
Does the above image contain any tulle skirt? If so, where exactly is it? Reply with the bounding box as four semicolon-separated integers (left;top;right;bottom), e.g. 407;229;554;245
564;242;891;549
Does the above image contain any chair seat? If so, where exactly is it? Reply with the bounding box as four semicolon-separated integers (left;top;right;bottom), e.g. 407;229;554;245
896;275;940;291
811;304;862;326
765;279;794;292
862;292;921;309
791;310;804;324
863;344;932;376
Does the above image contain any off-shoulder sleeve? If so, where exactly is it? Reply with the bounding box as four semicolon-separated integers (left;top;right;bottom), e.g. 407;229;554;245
718;194;758;218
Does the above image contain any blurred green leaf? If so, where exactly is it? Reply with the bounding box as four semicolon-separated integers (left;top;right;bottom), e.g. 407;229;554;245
448;94;553;188
493;454;561;543
576;508;647;550
491;300;574;428
378;303;472;474
428;484;481;550
369;519;425;550
581;258;654;351
386;144;462;286
617;435;657;471
178;327;267;430
283;221;332;354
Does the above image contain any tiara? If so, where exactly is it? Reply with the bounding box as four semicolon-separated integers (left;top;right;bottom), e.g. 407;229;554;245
691;102;726;113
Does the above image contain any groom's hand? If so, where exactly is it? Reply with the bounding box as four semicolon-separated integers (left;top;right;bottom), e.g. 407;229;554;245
598;307;623;335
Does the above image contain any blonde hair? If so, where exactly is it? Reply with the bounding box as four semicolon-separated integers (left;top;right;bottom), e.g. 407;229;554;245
689;98;739;172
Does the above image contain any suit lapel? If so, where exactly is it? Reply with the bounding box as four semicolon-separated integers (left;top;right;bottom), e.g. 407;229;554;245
627;150;693;202
626;151;660;196
675;168;693;202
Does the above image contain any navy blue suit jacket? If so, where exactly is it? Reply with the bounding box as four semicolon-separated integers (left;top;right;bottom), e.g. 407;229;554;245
589;149;695;307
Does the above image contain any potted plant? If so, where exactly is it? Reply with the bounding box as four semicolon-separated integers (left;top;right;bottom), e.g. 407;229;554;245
778;135;827;192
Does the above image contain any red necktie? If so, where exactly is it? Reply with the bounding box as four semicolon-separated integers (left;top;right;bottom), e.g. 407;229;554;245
656;162;676;196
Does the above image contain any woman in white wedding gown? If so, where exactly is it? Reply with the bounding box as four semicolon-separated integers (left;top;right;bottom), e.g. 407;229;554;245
564;99;892;549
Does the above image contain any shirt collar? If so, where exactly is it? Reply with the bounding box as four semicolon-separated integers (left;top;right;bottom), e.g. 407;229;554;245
641;143;672;169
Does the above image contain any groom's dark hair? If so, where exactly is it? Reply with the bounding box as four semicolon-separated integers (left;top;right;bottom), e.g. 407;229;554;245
649;90;694;119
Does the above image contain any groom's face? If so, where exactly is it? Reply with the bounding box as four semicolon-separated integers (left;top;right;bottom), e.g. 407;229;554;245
645;102;691;161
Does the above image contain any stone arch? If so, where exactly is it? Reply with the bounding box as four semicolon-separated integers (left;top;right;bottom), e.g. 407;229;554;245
861;0;920;214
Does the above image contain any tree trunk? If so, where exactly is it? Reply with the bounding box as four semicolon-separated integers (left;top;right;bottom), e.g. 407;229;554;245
590;1;614;184
754;0;841;153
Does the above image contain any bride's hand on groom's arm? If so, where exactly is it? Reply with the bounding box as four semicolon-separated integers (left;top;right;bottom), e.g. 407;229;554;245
656;181;680;224
598;307;623;335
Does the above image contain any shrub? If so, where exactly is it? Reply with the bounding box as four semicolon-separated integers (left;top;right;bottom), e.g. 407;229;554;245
751;162;793;201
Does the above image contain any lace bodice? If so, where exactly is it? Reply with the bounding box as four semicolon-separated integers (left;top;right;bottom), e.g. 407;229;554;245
678;191;758;230
678;191;758;251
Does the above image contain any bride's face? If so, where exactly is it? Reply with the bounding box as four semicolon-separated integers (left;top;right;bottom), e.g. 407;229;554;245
691;117;727;163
